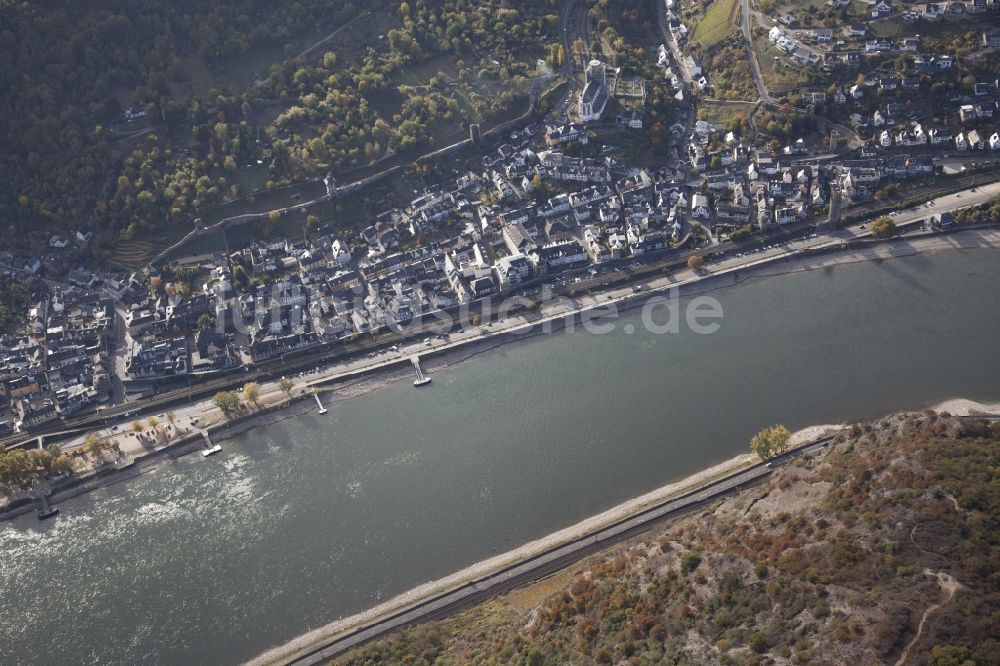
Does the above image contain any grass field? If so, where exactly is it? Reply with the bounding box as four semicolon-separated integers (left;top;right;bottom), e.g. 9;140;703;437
753;36;820;93
697;100;755;126
390;55;461;87
870;16;904;38
693;0;739;47
110;240;167;267
183;56;216;99
502;571;576;613
212;41;303;91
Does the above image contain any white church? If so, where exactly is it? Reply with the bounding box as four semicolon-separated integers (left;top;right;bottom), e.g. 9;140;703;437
579;59;610;122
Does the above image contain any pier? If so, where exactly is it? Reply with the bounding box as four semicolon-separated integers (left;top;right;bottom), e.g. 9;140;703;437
411;356;432;387
314;391;328;414
31;482;58;520
197;428;222;457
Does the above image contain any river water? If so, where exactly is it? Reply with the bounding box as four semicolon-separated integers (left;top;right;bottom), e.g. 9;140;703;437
3;250;999;665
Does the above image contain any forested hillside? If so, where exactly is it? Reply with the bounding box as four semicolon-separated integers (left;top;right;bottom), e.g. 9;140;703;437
0;0;559;258
1;2;352;241
334;412;1000;665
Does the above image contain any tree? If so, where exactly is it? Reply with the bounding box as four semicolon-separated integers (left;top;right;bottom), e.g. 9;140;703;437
278;378;294;400
243;381;260;406
83;432;103;456
750;424;792;459
0;447;72;491
49;449;73;475
131;420;144;434
232;264;250;290
687;255;705;270
213;390;241;417
870;216;896;238
147;416;159;428
305;214;321;236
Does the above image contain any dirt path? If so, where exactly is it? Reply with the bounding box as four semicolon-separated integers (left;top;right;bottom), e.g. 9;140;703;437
894;570;962;666
294;12;367;62
250;11;368;90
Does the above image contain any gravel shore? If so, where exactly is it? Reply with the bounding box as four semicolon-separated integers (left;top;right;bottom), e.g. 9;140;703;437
929;398;1000;417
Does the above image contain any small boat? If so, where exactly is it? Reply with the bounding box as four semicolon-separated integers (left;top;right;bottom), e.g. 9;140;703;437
37;507;60;520
413;376;432;387
202;444;223;457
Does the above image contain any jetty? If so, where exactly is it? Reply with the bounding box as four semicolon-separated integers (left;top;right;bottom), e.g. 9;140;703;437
411;356;432;387
31;483;59;520
314;391;328;414
199;429;222;457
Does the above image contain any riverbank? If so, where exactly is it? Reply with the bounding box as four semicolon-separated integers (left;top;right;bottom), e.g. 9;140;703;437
291;226;1000;422
6;244;1000;666
246;422;842;666
5;229;1000;523
250;394;1000;665
300;411;1000;666
930;398;1000;417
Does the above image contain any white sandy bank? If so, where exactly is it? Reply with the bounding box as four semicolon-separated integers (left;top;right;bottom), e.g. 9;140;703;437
930;398;1000;417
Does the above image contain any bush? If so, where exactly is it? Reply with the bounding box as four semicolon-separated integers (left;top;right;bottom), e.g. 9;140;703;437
929;645;977;666
749;631;770;653
680;551;702;573
870;216;896;238
731;224;753;241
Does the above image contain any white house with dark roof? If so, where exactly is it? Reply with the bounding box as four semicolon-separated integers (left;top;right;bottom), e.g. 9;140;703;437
690;193;711;219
